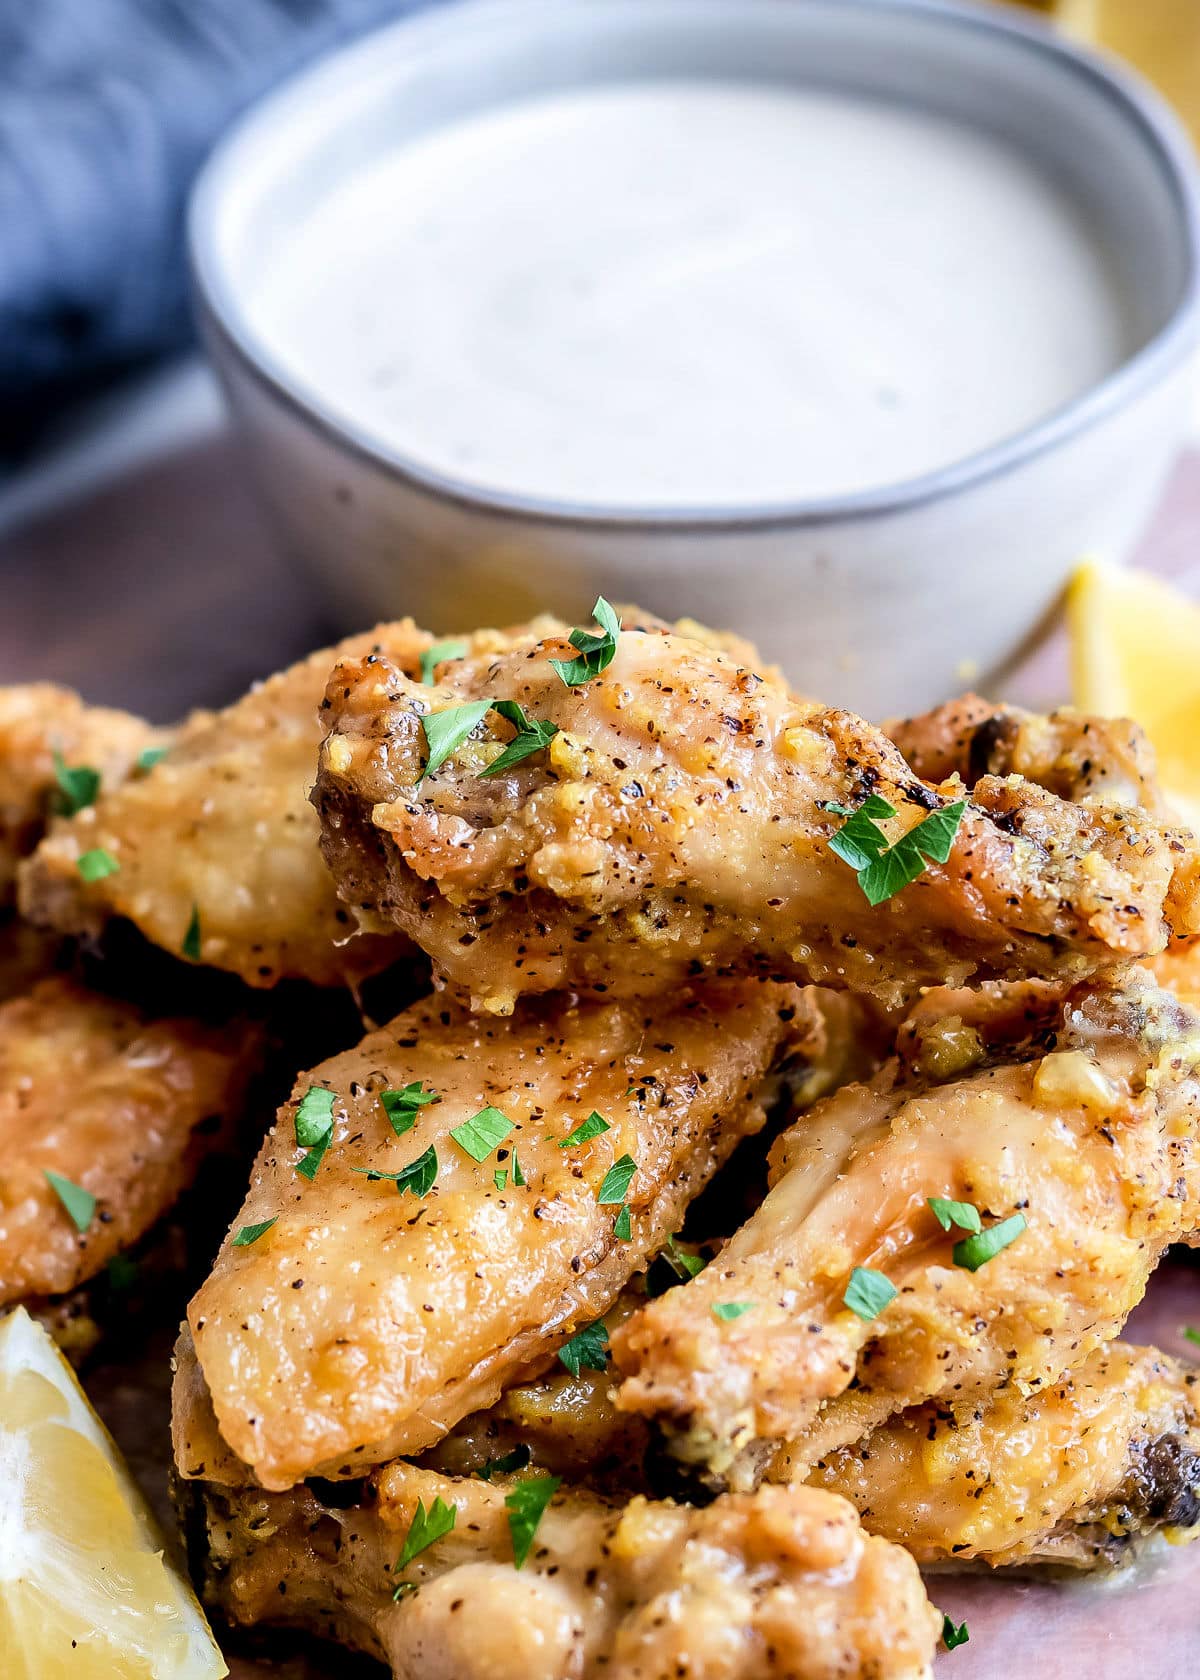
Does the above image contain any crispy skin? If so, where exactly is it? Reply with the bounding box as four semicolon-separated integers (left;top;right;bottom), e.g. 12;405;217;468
0;682;163;902
191;1465;940;1680
0;977;262;1304
17;630;434;987
313;620;1200;1012
885;693;1167;812
188;981;808;1489
805;1341;1200;1570
611;972;1200;1485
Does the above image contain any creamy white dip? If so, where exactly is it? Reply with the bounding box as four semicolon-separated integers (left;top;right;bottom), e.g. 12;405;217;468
249;80;1133;509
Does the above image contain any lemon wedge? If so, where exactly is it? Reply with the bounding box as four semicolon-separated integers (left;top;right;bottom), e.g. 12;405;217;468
0;1305;227;1680
1067;558;1200;827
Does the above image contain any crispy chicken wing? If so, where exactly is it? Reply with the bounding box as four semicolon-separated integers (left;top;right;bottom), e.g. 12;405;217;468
805;1341;1200;1570
612;971;1200;1486
17;631;434;988
188;981;808;1489
188;1464;940;1680
0;976;262;1308
0;682;163;902
885;693;1167;813
313;618;1200;1012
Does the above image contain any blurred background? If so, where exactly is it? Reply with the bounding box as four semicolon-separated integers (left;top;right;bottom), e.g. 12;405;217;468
3;0;1200;715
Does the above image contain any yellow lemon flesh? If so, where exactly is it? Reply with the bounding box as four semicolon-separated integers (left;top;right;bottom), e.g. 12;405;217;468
1068;558;1200;828
0;1306;227;1680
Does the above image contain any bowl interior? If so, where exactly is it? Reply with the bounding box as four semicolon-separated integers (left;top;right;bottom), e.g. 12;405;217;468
192;0;1197;520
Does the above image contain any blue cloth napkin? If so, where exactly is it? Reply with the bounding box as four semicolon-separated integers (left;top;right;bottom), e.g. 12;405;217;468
0;0;446;407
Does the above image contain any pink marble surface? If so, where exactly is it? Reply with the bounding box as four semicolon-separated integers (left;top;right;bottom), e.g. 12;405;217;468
5;426;1200;1676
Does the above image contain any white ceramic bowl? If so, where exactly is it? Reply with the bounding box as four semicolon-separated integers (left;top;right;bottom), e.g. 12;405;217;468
189;0;1200;717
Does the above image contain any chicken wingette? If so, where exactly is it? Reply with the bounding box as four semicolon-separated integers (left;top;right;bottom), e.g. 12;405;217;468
313;615;1200;1013
612;970;1200;1487
187;980;810;1489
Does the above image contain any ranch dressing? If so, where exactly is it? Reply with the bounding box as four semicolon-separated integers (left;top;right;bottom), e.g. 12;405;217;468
249;80;1133;509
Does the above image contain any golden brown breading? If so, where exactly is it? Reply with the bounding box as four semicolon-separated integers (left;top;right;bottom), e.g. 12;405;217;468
611;971;1200;1487
0;977;262;1306
191;1464;941;1680
804;1341;1200;1569
884;693;1167;812
312;619;1200;1013
17;630;431;988
0;682;163;902
187;981;809;1490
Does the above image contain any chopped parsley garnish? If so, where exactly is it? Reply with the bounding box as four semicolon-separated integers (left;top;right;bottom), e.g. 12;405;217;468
381;1081;439;1137
493;1168;508;1191
505;1472;561;1568
45;1170;95;1232
233;1218;277;1247
711;1301;754;1322
451;1106;514;1162
480;699;559;778
559;1111;611;1149
136;745;168;772
52;751;100;814
420;638;468;685
613;1204;632;1241
664;1233;706;1279
106;1254;138;1291
597;1153;637;1205
827;794;968;906
391;1496;456;1598
941;1615;970;1651
182;902;202;961
419;700;491;782
550;597;621;687
952;1212;1027;1272
843;1266;897;1321
511;1151;526;1187
294;1086;336;1180
927;1196;982;1235
77;847;118;882
1185;1327;1200;1348
354;1145;440;1199
476;1442;532;1481
557;1321;609;1377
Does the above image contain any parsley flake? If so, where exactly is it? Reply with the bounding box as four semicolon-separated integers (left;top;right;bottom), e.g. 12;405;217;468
477;1442;531;1481
451;1106;514;1162
550;597;621;687
106;1254;138;1292
941;1615;970;1651
354;1145;439;1199
597;1153;637;1205
711;1301;754;1322
182;903;202;961
480;699;559;778
45;1170;95;1232
843;1266;897;1321
1185;1327;1200;1348
52;751;100;814
953;1212;1027;1272
420;638;468;685
828;795;968;906
511;1151;526;1187
505;1472;561;1568
381;1082;439;1137
493;1168;508;1191
613;1204;632;1241
77;847;119;882
136;745;168;772
559;1111;611;1149
233;1218;277;1247
392;1496;456;1598
557;1321;609;1377
664;1233;706;1279
295;1086;336;1180
419;700;491;782
928;1196;982;1235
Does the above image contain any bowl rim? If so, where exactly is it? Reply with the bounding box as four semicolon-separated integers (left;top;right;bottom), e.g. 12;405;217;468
189;0;1200;535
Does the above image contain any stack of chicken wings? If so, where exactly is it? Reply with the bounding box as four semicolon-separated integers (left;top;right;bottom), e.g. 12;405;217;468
5;604;1200;1679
